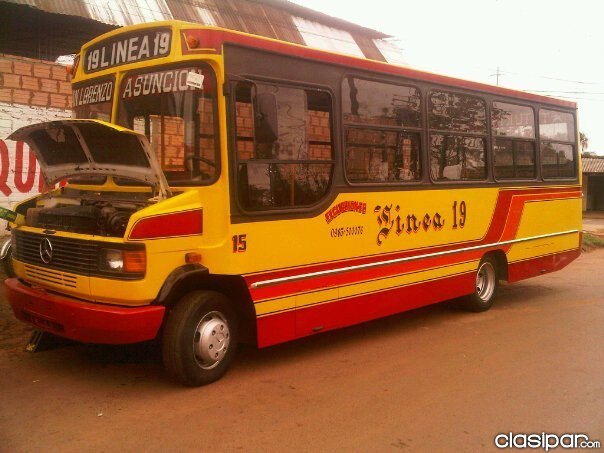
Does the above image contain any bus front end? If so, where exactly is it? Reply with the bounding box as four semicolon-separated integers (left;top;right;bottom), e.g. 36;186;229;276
4;22;235;386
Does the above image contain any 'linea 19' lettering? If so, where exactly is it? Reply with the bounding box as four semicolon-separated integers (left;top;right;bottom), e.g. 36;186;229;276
86;31;170;72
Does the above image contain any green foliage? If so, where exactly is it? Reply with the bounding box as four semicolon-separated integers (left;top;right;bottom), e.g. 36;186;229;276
582;233;604;252
580;132;589;150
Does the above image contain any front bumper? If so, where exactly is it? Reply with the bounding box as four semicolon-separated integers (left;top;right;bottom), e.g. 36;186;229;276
4;278;165;344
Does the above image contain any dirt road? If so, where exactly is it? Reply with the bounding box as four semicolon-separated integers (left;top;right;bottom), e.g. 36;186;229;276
1;251;603;452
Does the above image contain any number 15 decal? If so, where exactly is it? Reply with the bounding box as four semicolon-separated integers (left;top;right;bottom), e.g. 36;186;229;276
232;234;247;253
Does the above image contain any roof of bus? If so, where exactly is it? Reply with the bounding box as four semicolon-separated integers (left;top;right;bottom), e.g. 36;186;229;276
83;20;577;110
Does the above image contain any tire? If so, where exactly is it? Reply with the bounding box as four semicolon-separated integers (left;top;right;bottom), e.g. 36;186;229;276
1;243;14;278
162;291;238;386
3;255;15;278
461;256;498;312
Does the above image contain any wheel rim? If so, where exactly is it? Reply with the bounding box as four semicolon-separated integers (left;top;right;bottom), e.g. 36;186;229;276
193;311;231;370
476;261;496;303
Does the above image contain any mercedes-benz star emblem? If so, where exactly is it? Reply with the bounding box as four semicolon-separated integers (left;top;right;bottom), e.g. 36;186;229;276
39;238;53;264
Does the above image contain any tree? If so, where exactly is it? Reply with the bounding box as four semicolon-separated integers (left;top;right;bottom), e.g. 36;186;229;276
580;132;589;151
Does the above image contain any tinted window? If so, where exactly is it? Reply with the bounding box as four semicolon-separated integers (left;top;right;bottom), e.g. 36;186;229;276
429;91;486;133
539;109;575;142
539;109;576;179
541;142;575;178
492;102;535;138
346;129;421;182
494;139;536;179
117;64;219;185
430;134;486;181
235;82;334;210
342;77;421;128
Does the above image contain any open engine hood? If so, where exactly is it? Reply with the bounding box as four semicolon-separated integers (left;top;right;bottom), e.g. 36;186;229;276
8;119;171;199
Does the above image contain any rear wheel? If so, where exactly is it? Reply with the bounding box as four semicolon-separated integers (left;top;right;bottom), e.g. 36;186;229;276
162;291;238;386
461;256;498;312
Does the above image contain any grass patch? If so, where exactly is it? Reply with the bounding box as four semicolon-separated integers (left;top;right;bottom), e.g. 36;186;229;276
582;233;604;252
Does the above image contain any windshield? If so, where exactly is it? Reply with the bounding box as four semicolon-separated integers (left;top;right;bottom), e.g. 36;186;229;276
117;64;219;185
72;77;114;122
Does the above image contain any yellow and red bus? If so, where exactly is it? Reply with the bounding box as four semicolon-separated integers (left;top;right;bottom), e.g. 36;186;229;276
4;21;582;386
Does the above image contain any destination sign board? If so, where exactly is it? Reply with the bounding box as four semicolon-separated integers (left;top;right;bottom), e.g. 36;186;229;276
120;67;206;99
85;28;172;73
72;78;114;107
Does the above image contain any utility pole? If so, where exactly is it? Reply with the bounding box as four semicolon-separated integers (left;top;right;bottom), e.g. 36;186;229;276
490;67;502;86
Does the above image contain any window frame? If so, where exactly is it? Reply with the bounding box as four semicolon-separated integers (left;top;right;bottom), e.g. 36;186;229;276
116;62;221;187
491;100;538;182
341;75;424;186
538;107;578;180
427;89;488;184
231;78;336;214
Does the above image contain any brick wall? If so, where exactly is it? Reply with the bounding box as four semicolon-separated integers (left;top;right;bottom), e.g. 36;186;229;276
148;98;216;175
0;54;72;110
0;54;73;235
149;115;186;170
236;101;333;160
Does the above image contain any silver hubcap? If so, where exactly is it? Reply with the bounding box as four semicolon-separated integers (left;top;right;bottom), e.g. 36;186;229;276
193;311;230;370
476;261;496;303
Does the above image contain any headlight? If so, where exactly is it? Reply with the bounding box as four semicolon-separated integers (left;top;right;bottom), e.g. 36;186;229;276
100;248;146;274
100;249;124;271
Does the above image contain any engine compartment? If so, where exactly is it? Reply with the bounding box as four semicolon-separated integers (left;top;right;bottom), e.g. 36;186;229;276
24;187;153;237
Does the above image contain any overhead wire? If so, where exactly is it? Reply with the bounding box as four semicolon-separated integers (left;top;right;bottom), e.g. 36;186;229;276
29;0;604;96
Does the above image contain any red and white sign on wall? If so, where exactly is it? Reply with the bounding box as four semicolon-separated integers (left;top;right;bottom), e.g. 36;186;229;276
0;103;71;235
0;54;75;234
0;139;46;197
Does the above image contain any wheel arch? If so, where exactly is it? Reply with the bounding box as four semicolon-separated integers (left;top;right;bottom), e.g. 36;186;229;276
155;265;257;344
484;249;509;281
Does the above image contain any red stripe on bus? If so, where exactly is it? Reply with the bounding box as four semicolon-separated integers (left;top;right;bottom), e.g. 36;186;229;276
128;209;203;240
507;248;581;282
256;271;474;347
246;187;580;301
255;248;580;347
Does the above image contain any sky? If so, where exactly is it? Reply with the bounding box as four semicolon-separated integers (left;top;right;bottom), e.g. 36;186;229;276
292;0;604;154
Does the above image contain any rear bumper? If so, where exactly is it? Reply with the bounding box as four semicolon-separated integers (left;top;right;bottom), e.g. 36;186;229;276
4;278;165;344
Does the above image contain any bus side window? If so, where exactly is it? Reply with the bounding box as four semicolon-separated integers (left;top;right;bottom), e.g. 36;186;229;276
491;102;537;180
342;77;423;183
428;90;487;182
539;109;576;179
254;91;278;158
234;82;334;211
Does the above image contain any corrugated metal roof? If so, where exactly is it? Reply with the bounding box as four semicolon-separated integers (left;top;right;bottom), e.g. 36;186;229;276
262;5;304;44
1;0;390;61
0;2;116;60
583;158;604;173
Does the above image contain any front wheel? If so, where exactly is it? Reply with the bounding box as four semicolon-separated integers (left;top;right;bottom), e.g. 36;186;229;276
162;291;238;386
461;256;498;312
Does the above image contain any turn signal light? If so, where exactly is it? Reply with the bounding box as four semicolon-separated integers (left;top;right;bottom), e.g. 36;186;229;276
185;252;202;264
123;251;146;273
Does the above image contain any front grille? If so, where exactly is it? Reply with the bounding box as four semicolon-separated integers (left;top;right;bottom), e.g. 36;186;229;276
24;264;78;288
14;230;99;274
13;230;144;280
